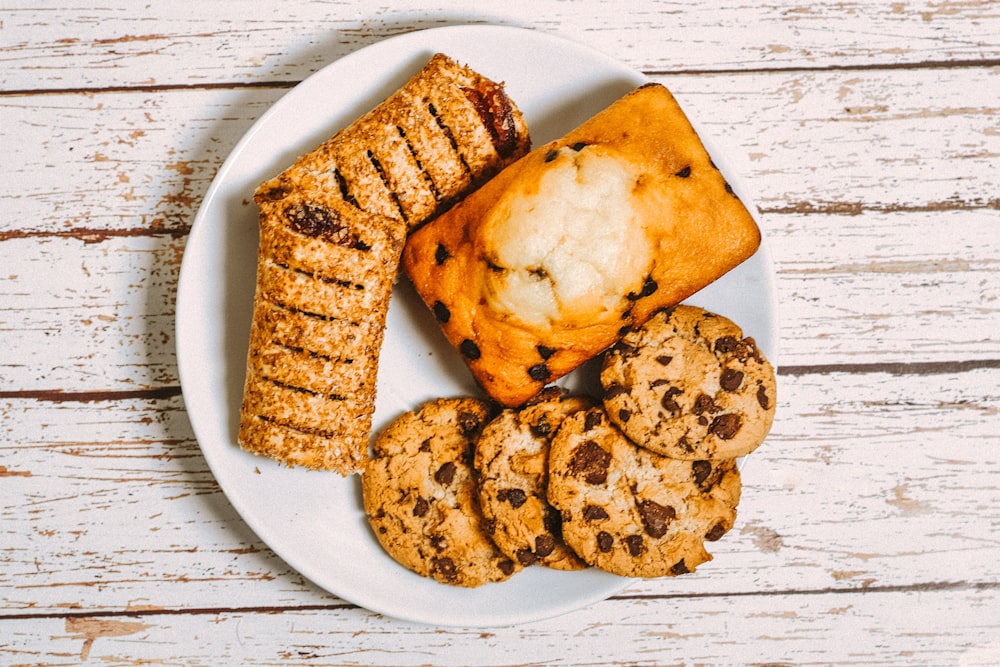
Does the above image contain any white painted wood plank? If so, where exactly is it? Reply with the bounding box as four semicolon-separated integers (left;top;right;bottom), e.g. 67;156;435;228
2;0;998;91
1;87;275;238
771;209;1000;366
4;203;997;393
3;369;997;615
4;588;1000;665
651;66;1000;216
4;67;996;239
0;235;185;391
1;65;996;387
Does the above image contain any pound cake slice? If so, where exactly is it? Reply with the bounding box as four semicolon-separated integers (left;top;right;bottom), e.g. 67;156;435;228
238;183;406;474
254;53;531;231
403;83;761;407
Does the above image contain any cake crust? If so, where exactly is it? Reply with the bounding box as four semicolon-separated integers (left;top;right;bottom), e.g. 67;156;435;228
403;83;762;407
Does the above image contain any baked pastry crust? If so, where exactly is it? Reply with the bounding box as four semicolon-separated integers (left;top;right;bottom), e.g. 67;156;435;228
238;54;530;472
238;185;406;474
403;83;761;407
255;53;530;231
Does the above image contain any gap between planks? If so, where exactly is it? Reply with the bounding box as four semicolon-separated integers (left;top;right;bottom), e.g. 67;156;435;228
2;578;997;623
2;360;999;403
3;56;999;99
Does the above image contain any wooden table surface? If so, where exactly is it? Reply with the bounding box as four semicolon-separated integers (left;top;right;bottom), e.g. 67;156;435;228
3;1;999;664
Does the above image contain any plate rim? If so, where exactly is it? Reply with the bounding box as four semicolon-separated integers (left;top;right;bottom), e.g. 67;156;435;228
176;23;777;626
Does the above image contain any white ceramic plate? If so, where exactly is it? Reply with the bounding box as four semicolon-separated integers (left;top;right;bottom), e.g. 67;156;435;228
176;24;778;627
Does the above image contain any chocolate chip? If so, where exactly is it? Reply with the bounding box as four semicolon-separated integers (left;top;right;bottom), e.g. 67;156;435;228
693;393;720;415
571;141;588;151
457;411;483;437
661;386;683;412
612;341;639;358
413;497;429;517
569;440;611;485
705;522;728;542
692;459;726;492
692;460;713;488
529;417;553;439
720;368;745;391
534;535;556;558
604;383;629;400
640;276;658;297
499;488;527;508
429;535;447;552
516;548;537;566
757;383;771;410
638;500;675;539
434;462;457;486
655;355;673;366
625;534;644;556
528;363;551;382
675;165;692;178
432;300;451;323
714;336;738;354
583;410;604;431
670;559;690;575
597;531;614;552
498;560;517;576
583;505;609;521
459;339;481;360
435;242;451;265
433;557;457;581
536;344;556;359
617;408;631;423
709;413;742;440
544;149;558;162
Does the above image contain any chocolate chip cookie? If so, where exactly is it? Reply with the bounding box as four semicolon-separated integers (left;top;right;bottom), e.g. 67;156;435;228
547;406;741;578
475;391;591;571
601;305;776;460
362;397;520;587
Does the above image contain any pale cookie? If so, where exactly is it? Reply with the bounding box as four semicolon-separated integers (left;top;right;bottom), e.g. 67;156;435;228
475;390;591;570
547;407;741;578
601;305;776;460
362;397;520;587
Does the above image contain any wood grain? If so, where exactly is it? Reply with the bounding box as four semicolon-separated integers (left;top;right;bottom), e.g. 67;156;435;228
3;369;997;612
2;1;999;92
3;0;999;663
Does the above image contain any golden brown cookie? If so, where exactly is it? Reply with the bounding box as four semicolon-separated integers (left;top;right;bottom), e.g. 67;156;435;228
601;305;776;460
547;407;741;578
474;391;591;570
361;397;520;587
